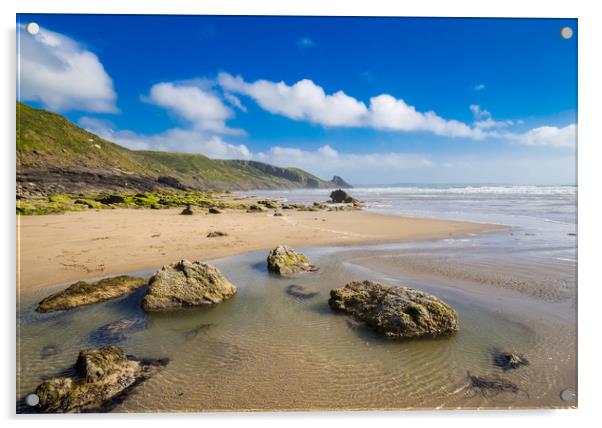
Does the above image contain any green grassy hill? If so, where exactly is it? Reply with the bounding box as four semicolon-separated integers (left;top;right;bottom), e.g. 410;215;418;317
16;102;350;195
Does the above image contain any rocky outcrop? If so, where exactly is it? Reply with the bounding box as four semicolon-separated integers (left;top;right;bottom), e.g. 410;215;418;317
329;189;358;204
36;276;148;313
157;175;187;190
331;176;353;188
267;245;318;276
328;281;459;339
34;346;167;413
142;260;237;311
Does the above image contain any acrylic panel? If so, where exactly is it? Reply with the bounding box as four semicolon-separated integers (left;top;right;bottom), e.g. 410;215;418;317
16;14;577;413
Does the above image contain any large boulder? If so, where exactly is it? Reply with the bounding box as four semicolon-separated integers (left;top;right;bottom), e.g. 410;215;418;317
267;245;318;276
36;276;148;313
34;346;167;413
142;260;237;311
329;189;357;204
328;281;459;339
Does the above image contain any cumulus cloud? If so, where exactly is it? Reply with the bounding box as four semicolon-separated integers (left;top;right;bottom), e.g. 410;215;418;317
18;25;117;112
80;118;252;158
218;73;485;138
473;83;486;91
147;82;243;135
470;104;514;129
507;124;577;148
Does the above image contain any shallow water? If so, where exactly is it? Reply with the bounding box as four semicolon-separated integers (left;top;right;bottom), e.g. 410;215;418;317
17;240;576;411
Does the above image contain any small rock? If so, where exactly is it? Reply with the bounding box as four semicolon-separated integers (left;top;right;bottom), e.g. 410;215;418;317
142;260;237;311
207;231;228;238
273;211;284;217
180;204;194;215
208;207;222;214
493;350;530;370
328;280;459;339
267;245;318;276
246;204;267;213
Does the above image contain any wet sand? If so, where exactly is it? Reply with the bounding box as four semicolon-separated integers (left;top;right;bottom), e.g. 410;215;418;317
16;208;503;291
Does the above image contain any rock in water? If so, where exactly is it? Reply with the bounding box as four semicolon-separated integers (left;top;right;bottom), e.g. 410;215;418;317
493;350;530;370
89;319;148;344
34;346;167;413
266;245;318;276
286;284;319;299
36;276;148;313
328;280;459;339
142;260;237;311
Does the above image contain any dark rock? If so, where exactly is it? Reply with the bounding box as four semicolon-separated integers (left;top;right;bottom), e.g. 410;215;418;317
89;319;148;344
273;211;284;217
257;199;280;209
328;280;459;339
180;204;194;215
286;284;318;299
492;350;530;371
34;346;167;413
98;195;125;205
267;245;318;276
207;231;228;238
329;189;358;204
142;260;237;311
466;371;525;397
208;207;222;214
37;276;148;313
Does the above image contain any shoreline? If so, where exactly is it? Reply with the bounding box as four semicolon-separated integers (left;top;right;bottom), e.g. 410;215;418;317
17;208;505;292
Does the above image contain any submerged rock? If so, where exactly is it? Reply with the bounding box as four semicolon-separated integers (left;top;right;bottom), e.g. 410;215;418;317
492;350;530;371
34;345;167;413
267;245;318;276
328;280;459;339
286;284;319;299
40;344;61;359
142;260;237;311
36;276;148;313
89;319;148;344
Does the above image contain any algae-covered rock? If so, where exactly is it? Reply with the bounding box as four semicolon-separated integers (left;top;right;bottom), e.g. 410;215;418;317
328;280;459;339
246;204;267;213
266;245;318;276
142;260;237;311
34;346;167;413
36;276;148;313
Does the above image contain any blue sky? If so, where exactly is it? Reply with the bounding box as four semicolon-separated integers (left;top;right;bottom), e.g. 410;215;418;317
17;14;577;185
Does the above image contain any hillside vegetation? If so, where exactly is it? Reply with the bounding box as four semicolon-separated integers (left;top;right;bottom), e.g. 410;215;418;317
17;102;351;195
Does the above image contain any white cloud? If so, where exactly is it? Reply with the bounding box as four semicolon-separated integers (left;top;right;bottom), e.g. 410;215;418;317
80;119;252;159
218;73;484;138
18;25;117;113
508;124;577;148
147;82;243;135
473;83;486;91
470;104;514;129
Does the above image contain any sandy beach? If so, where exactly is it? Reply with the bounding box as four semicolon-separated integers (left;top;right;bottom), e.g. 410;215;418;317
17;208;503;292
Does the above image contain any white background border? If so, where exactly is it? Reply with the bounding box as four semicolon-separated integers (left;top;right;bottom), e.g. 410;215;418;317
2;0;600;426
